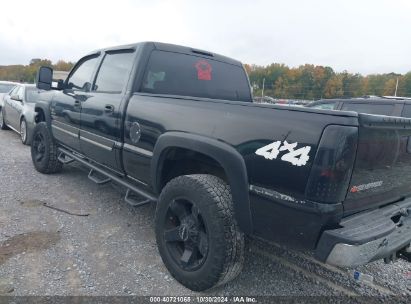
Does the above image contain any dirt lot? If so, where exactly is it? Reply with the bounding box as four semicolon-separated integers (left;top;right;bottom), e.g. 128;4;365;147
1;129;411;297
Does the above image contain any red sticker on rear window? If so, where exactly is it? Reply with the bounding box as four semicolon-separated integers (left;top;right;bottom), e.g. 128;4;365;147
195;60;212;80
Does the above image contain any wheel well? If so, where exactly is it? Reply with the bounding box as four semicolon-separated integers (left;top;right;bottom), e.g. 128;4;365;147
35;108;45;123
159;147;228;191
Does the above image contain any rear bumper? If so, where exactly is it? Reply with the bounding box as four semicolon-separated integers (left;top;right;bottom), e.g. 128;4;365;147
316;197;411;267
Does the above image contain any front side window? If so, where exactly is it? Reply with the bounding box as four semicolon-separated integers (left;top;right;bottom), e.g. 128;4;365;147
15;86;24;100
9;86;20;96
67;55;100;91
140;50;252;102
342;103;395;115
94;51;135;93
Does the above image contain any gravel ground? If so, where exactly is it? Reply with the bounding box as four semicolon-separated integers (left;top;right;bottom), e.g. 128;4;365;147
1;129;411;298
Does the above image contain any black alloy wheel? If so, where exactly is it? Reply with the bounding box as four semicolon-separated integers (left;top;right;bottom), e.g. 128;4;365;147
163;198;209;271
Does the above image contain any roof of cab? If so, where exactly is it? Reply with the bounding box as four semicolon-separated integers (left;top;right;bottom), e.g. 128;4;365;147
87;41;243;67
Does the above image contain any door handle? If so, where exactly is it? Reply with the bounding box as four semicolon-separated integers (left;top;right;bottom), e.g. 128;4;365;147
74;100;81;107
104;105;114;113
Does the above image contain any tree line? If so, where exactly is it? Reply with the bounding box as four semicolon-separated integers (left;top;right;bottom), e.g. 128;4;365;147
0;59;74;83
1;58;410;100
245;63;411;100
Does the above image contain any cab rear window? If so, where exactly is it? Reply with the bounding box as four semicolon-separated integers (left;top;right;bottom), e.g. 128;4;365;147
140;50;252;102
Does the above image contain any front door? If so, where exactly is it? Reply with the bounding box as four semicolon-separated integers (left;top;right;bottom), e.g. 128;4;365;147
50;54;100;152
79;50;135;170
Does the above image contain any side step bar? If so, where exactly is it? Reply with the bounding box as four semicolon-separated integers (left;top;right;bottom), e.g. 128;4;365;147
58;152;75;164
58;147;157;205
125;189;151;207
88;169;111;185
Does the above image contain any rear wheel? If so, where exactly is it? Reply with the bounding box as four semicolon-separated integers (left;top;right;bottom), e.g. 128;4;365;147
155;174;244;291
31;122;62;174
0;108;9;130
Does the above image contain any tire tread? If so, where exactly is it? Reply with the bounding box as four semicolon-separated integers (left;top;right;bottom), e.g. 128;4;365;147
31;122;62;174
155;174;245;291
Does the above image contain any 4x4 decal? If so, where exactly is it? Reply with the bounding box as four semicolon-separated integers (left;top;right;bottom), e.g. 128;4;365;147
255;140;311;166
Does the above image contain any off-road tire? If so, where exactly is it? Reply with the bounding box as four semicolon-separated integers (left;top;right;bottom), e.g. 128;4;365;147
155;174;245;291
31;122;63;174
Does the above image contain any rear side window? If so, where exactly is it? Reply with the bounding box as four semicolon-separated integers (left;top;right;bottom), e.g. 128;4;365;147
341;103;394;115
0;84;15;93
140;50;252;102
94;51;135;93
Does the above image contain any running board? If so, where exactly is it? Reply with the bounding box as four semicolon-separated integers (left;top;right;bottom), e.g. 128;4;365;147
125;189;151;207
58;153;75;164
57;147;157;205
88;169;111;185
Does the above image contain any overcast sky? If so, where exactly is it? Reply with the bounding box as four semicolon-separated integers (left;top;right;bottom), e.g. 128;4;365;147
0;0;410;75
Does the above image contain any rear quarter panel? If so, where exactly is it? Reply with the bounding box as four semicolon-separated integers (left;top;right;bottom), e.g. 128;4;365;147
125;95;358;198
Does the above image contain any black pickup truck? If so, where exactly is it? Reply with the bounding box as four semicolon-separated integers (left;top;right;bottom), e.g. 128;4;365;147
31;42;411;291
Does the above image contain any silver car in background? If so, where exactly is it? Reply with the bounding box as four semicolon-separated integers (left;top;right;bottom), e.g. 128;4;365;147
0;84;43;145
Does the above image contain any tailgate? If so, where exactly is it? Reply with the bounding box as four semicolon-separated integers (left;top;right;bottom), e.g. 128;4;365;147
344;114;411;214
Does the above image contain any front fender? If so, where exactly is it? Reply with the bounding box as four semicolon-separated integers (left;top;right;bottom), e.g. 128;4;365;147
34;100;52;127
151;131;253;234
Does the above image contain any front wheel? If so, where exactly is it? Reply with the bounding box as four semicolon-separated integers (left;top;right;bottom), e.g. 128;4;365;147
31;122;62;174
155;174;245;291
20;118;29;145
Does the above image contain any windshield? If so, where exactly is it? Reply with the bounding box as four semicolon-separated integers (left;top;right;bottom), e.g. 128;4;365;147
0;83;16;93
25;87;41;103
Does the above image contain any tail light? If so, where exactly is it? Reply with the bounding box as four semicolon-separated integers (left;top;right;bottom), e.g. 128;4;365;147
305;125;358;204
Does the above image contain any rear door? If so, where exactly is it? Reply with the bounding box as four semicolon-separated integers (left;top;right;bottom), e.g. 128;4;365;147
50;54;100;152
79;49;135;170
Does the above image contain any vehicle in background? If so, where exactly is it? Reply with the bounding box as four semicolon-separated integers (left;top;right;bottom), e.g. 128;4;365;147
306;96;411;118
254;96;276;103
383;96;411;100
0;81;19;108
0;84;43;144
254;96;311;106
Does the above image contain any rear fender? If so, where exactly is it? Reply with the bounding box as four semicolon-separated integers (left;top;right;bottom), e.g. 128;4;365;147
151;132;253;234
